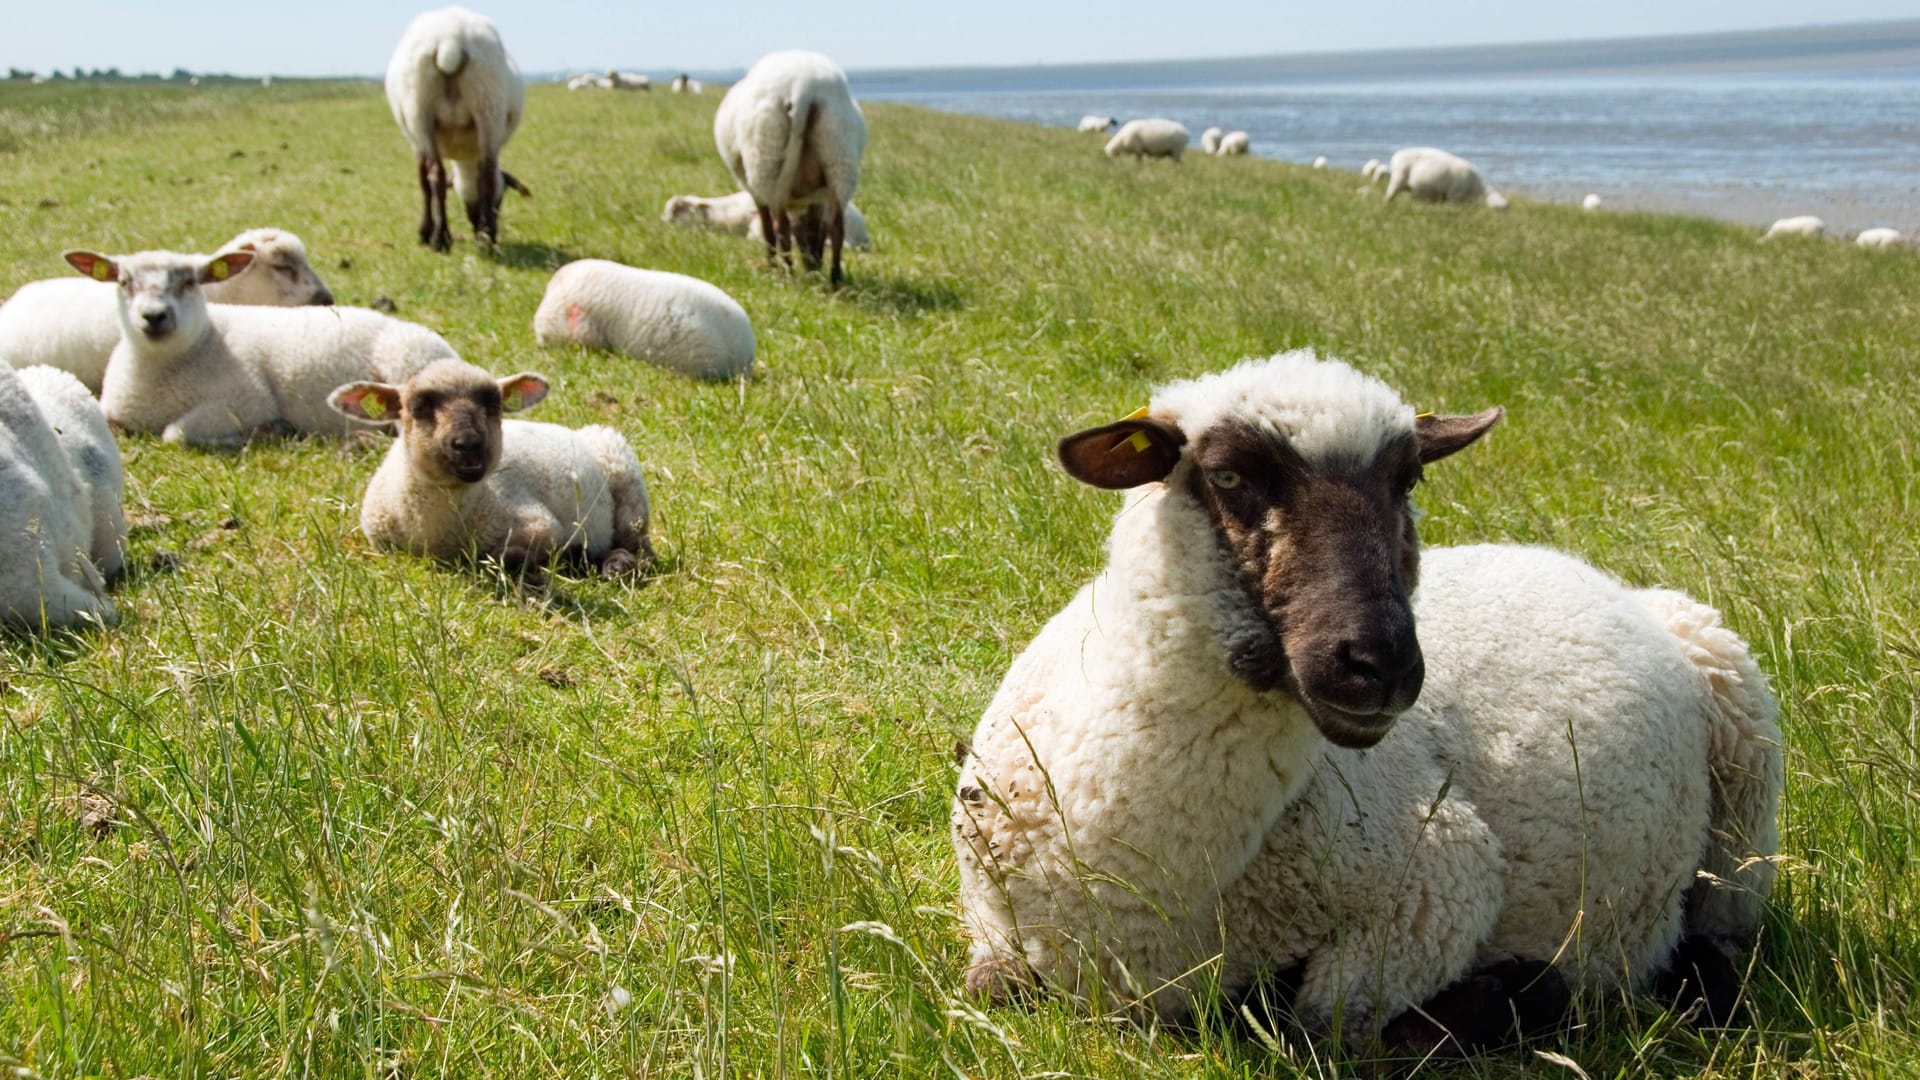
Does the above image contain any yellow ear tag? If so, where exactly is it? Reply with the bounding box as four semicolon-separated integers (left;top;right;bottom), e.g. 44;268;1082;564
503;387;522;411
91;260;111;282
360;395;387;420
209;259;230;281
1122;405;1151;421
1414;411;1434;420
1123;430;1152;453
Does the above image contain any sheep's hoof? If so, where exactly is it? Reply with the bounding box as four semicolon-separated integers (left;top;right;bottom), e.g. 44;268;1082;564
1381;958;1570;1059
1654;935;1747;1028
599;548;640;579
964;956;1034;1006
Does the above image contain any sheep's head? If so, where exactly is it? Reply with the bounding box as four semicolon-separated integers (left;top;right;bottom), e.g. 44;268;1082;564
65;249;253;350
662;195;711;226
329;359;548;486
214;229;334;306
1058;352;1501;749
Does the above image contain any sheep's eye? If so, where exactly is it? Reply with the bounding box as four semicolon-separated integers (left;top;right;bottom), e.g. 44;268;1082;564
276;265;299;279
1209;469;1243;490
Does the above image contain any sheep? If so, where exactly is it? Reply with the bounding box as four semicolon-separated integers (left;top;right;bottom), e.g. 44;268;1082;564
661;192;872;251
953;350;1781;1053
714;50;867;287
1856;227;1901;249
0;227;335;394
609;69;651;90
670;73;703;94
566;73;609;91
1583;193;1603;211
1104;118;1189;162
1384;146;1506;209
1362;158;1382;180
328;358;652;578
62;248;455;447
1201;126;1223;155
385;6;531;252
0;364;124;630
533;259;755;380
1217;131;1249;156
1762;215;1825;240
1312;154;1328;169
1078;115;1118;133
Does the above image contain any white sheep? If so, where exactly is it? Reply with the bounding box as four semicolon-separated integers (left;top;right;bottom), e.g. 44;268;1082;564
662;191;873;251
385;6;530;251
1078;115;1118;133
670;73;703;94
1362;158;1382;181
1384;146;1506;209
1583;193;1603;211
1855;227;1901;249
953;351;1781;1050
329;358;652;578
1311;154;1328;169
1104;118;1189;162
566;73;609;91
0;364;124;630
62;248;455;447
1217;131;1249;157
609;69;651;90
0;227;335;394
714;50;867;286
1201;126;1223;155
1762;215;1825;240
534;259;755;381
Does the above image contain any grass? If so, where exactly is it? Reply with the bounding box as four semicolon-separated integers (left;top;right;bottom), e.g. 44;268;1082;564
0;78;1916;1078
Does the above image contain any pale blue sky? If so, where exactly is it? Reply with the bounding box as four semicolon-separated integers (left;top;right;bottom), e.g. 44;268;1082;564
3;1;1914;77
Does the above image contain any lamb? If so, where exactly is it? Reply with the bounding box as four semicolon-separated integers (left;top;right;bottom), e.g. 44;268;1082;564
533;259;755;380
1762;215;1825;240
1384;146;1507;208
1583;193;1603;211
0;227;335;394
661;192;872;251
328;358;652;578
385;6;531;252
713;50;868;286
670;73;703;94
953;350;1782;1053
62;248;456;447
1104;118;1189;162
1312;154;1328;169
0;364;125;630
1201;126;1223;154
1079;115;1118;133
1855;227;1901;249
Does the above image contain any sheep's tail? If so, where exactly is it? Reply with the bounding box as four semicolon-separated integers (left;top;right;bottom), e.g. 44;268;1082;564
434;37;467;78
1641;589;1784;949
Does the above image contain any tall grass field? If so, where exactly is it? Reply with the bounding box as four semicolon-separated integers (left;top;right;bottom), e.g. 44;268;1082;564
1;79;1915;1078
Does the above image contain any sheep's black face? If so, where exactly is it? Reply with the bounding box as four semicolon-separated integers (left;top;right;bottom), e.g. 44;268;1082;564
406;383;503;486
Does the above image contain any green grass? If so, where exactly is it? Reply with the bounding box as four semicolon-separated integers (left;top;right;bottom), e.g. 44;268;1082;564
1;79;1916;1078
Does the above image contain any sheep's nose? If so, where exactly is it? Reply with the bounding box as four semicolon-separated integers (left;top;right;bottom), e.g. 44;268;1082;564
451;433;484;456
140;310;173;335
312;288;334;306
1336;632;1424;710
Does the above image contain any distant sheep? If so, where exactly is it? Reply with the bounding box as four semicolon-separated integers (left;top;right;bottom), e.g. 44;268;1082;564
1762;216;1825;240
1201;126;1223;155
534;259;755;381
1312;154;1328;169
714;50;868;286
1384;146;1506;209
1856;227;1900;249
567;73;612;91
1362;158;1382;181
0;364;124;630
1217;131;1249;156
610;69;651;90
1583;193;1603;211
330;358;652;579
385;6;531;251
1104;118;1189;162
0;227;334;394
662;192;871;251
1078;115;1118;133
671;73;703;94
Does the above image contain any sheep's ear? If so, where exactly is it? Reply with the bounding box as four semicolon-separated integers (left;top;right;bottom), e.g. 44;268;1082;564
200;251;254;284
64;251;120;283
1416;407;1503;464
1058;415;1187;489
498;373;549;413
329;382;403;422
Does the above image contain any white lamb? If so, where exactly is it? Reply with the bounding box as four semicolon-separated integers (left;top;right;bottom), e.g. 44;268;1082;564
1384;146;1506;208
533;259;755;381
0;227;335;394
1762;215;1825;240
954;351;1781;1053
385;6;530;251
1855;227;1901;249
330;358;652;578
1201;126;1223;155
714;50;867;286
1104;118;1189;162
1583;193;1603;211
662;192;872;251
1078;115;1118;133
0;364;125;630
62;248;455;447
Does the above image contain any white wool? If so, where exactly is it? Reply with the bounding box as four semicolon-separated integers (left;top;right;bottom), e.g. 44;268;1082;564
662;191;873;251
1201;126;1223;154
533;259;755;380
1312;154;1328;169
1762;215;1824;240
1384;146;1496;206
1149;348;1414;465
1362;158;1382;180
1078;114;1118;133
1583;192;1603;211
1217;130;1249;156
0;364;122;629
1104;118;1188;161
713;51;866;226
1855;226;1900;249
384;7;525;236
14;365;125;581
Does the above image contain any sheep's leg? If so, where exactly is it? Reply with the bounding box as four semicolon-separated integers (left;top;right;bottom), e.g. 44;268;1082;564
475;152;501;248
430;160;453;253
755;203;779;266
775;209;795;271
415;156;438;246
1380;958;1570;1058
828;203;847;288
1653;934;1747;1028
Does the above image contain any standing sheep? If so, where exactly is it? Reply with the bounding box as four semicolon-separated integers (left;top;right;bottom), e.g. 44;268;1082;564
1762;215;1824;240
953;351;1781;1053
1856;227;1902;249
1216;131;1249;156
534;259;756;380
385;6;531;252
1104;118;1189;162
0;227;335;393
328;358;652;578
1384;146;1506;208
662;192;872;251
1078;115;1118;133
0;364;124;631
1362;158;1382;181
714;50;867;287
1201;126;1223;155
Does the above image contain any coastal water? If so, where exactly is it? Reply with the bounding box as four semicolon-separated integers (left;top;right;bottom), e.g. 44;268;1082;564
859;77;1920;233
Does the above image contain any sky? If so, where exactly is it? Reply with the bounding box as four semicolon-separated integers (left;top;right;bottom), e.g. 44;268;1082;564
4;1;1917;77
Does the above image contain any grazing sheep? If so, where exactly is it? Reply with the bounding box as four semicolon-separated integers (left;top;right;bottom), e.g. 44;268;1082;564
385;6;531;252
1078;114;1118;133
329;358;652;578
1215;131;1249;157
1856;227;1901;249
0;364;123;630
954;351;1781;1052
1583;193;1603;211
1762;215;1825;240
1362;158;1382;180
1384;147;1506;209
1201;126;1223;155
1312;154;1328;169
662;191;872;251
534;259;755;380
670;73;703;94
714;50;867;286
609;69;651;90
0;227;335;394
1104;118;1189;162
566;73;610;91
64;249;455;447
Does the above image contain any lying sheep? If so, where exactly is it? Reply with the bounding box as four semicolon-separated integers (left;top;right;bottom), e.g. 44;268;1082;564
1384;146;1506;208
534;259;755;380
385;6;531;251
610;69;651;90
566;73;611;91
0;364;125;630
0;227;334;394
1201;126;1223;155
714;50;867;286
661;192;873;252
1583;193;1603;211
671;73;703;94
954;350;1781;1052
1762;215;1825;240
63;248;455;447
1078;115;1118;133
1856;227;1901;249
1104;118;1189;162
329;358;652;578
1311;154;1328;169
1216;131;1249;156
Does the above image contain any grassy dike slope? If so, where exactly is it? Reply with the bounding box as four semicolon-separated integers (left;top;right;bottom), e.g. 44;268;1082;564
1;81;1915;1078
